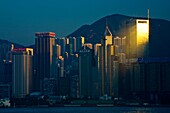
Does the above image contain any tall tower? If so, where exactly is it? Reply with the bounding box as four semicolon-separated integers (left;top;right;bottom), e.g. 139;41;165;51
76;36;85;52
99;24;115;96
126;19;149;58
69;37;77;54
35;32;56;91
136;19;149;57
78;46;93;98
56;37;66;57
12;48;33;98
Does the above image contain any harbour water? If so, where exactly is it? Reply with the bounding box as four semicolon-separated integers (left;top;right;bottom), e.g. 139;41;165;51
0;107;170;113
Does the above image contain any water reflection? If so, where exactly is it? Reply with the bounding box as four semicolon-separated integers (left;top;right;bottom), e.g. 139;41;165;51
0;107;169;113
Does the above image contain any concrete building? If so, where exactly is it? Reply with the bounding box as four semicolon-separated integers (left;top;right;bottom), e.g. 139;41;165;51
118;58;170;104
78;46;93;98
35;32;56;91
43;78;57;95
56;38;66;57
114;36;126;54
12;48;33;98
126;19;149;58
94;44;101;56
0;61;12;84
0;84;11;99
0;44;14;63
69;37;76;54
98;25;116;97
54;44;61;58
58;56;65;77
112;60;119;98
76;36;85;52
84;43;93;49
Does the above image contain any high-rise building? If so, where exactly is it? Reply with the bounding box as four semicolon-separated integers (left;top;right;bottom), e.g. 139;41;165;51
126;19;149;58
59;38;66;57
54;44;61;58
69;37;76;53
0;44;14;62
12;48;33;98
56;37;66;57
35;32;56;91
120;58;170;102
84;43;93;49
112;60;119;98
58;56;65;77
118;53;126;64
94;44;101;56
121;36;126;53
106;45;115;95
76;36;85;52
98;25;116;97
114;36;121;48
78;46;93;98
114;36;126;54
0;61;12;84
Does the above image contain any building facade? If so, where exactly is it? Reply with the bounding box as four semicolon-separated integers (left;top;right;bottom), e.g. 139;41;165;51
78;46;93;98
35;32;56;92
98;25;116;97
126;19;149;58
12;48;33;98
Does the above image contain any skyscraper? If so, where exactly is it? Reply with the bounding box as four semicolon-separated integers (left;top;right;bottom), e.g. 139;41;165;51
59;38;66;57
114;36;126;54
56;37;66;57
114;36;126;63
136;19;149;57
98;25;115;97
76;36;85;52
54;44;61;58
35;32;56;91
69;37;76;54
12;48;33;98
114;36;121;55
84;43;93;49
126;19;149;58
94;44;101;56
78;46;93;98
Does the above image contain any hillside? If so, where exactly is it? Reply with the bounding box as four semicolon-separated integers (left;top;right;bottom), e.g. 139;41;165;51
68;14;170;57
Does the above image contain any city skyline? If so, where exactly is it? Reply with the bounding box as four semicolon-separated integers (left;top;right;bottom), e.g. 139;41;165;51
0;0;170;45
1;17;170;106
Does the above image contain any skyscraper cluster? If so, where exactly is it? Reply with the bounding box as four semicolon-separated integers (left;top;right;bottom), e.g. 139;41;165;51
0;18;170;105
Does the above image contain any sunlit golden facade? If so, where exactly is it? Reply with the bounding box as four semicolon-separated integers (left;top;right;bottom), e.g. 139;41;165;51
126;19;149;58
136;19;149;57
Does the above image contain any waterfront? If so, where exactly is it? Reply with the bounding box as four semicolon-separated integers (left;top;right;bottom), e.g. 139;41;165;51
0;107;170;113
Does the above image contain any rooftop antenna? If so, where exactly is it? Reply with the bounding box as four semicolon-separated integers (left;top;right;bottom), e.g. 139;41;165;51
148;8;150;57
106;18;108;28
148;8;150;20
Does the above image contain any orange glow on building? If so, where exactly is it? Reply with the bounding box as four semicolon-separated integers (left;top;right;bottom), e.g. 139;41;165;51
136;20;149;46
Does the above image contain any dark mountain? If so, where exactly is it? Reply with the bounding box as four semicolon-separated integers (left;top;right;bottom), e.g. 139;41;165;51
0;39;24;48
0;39;24;61
68;14;170;57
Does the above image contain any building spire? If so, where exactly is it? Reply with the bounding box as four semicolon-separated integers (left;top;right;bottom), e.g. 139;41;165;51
106;18;108;28
104;18;112;36
148;8;150;20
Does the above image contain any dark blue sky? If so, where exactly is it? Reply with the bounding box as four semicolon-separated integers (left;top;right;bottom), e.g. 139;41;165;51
0;0;170;45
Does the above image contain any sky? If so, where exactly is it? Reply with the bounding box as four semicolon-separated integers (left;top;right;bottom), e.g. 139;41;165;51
0;0;170;45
